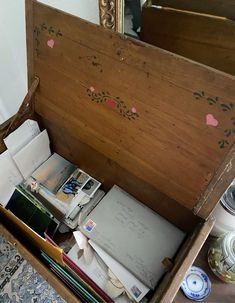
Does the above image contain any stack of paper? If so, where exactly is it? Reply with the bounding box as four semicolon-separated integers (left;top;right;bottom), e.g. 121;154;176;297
67;242;140;303
13;129;51;179
4;119;40;156
0;119;51;206
89;240;150;302
80;185;185;290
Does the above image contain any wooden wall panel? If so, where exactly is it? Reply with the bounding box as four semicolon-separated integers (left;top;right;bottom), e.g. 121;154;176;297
32;1;235;217
141;7;235;76
152;0;235;19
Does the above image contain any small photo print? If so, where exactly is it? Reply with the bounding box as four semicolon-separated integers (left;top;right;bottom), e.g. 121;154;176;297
131;285;142;298
76;170;90;188
81;178;101;197
56;169;89;203
84;219;96;232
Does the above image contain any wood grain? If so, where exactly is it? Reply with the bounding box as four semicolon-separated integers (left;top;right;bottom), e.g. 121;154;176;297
4;76;39;137
41;115;200;233
151;216;215;303
151;0;235;19
141;7;235;75
2;1;231;302
195;145;235;218
32;1;235;217
0;117;13;153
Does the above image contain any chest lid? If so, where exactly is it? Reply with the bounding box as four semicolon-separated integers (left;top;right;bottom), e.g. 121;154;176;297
26;0;235;219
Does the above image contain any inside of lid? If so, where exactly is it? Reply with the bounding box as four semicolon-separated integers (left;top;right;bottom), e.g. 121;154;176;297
31;2;235;221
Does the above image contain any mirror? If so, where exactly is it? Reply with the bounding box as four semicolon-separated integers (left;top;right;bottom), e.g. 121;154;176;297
99;0;124;32
99;0;146;37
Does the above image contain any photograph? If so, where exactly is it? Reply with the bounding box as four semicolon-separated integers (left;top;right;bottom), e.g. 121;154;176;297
56;169;90;203
81;178;101;197
32;153;77;194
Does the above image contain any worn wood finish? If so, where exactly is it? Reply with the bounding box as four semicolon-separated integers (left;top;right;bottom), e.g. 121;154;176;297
32;1;235;217
3;1;232;302
0;224;79;303
25;0;35;87
174;236;235;303
151;216;215;303
140;7;235;76
0;117;13;153
151;0;235;19
195;145;235;218
41;115;200;233
0;206;65;267
4;76;39;138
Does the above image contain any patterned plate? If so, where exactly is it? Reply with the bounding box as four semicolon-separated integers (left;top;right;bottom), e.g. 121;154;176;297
181;266;211;301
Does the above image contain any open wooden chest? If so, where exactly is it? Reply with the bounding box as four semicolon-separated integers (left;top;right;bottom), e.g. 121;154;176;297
0;0;235;302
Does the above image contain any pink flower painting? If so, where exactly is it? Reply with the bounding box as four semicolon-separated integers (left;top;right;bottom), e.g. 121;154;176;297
106;99;116;108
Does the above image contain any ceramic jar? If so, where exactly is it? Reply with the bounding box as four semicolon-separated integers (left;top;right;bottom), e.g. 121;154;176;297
211;181;235;237
208;231;235;283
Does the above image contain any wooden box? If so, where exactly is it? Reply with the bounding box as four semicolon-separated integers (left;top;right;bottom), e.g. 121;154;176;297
0;1;235;302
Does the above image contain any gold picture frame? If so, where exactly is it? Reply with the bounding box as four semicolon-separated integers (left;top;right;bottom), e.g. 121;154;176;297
99;0;124;33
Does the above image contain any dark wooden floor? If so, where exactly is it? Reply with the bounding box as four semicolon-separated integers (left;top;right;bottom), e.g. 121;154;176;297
174;237;235;303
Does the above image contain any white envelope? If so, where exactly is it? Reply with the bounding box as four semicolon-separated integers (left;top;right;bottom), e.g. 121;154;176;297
81;185;185;289
89;240;150;302
13;129;51;179
67;243;109;290
4;119;40;156
0;150;23;207
67;243;144;303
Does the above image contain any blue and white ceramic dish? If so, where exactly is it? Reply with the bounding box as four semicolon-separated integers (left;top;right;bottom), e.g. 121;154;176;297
181;266;211;301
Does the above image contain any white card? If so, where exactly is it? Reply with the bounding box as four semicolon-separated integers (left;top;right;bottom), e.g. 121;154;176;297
4;119;40;156
13;129;51;179
0;150;23;207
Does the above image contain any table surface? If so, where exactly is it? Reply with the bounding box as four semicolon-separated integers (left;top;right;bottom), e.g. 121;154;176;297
173;237;235;303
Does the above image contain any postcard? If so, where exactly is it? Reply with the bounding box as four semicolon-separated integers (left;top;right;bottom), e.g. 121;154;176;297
32;153;77;193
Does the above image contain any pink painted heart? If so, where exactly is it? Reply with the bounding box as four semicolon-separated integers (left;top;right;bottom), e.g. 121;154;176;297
47;39;55;48
206;114;219;127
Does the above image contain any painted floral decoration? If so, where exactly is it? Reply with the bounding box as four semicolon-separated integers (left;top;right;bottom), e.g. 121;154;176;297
193;90;235;148
106;99;116;108
87;88;139;120
34;23;63;56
